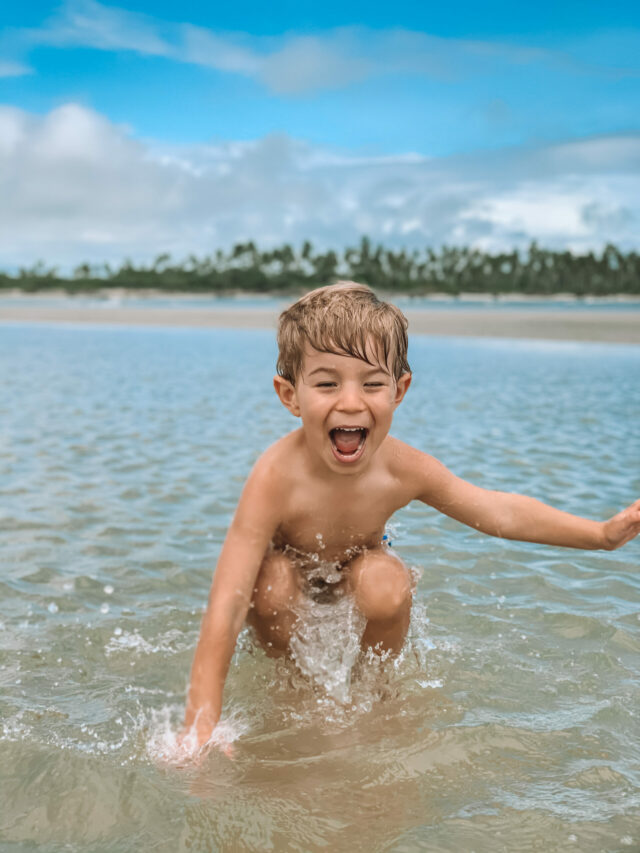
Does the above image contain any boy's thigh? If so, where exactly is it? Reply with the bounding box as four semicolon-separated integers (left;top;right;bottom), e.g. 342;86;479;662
250;548;300;618
247;549;302;655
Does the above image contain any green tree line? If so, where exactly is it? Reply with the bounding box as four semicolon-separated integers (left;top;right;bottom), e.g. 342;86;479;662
2;239;639;295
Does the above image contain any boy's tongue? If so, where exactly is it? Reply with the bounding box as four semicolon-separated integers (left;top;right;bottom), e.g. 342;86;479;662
333;428;362;454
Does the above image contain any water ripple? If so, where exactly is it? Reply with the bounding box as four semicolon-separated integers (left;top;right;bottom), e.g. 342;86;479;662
0;326;638;851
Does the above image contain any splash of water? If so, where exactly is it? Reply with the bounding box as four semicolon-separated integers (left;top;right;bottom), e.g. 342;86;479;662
145;706;249;767
284;562;438;710
288;594;367;705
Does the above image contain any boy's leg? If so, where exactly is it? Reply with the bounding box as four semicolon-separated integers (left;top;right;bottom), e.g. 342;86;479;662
347;548;413;656
247;549;301;656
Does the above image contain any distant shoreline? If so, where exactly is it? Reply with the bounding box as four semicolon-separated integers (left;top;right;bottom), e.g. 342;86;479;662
2;288;640;304
1;295;639;344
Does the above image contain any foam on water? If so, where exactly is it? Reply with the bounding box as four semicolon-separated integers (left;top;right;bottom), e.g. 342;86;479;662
0;697;248;770
104;627;187;656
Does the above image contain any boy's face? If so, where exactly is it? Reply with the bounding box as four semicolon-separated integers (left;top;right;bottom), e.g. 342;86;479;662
274;344;411;475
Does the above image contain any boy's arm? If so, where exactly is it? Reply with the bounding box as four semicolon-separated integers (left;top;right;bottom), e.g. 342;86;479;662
411;451;640;551
183;459;280;747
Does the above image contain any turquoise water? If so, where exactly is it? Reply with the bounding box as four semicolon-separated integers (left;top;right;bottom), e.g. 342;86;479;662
1;324;639;852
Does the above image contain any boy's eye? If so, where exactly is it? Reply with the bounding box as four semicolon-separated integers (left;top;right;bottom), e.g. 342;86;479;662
364;382;385;387
316;382;336;388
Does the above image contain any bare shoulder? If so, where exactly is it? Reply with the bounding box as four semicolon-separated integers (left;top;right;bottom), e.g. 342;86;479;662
384;436;439;476
244;430;302;497
227;439;291;540
384;436;454;505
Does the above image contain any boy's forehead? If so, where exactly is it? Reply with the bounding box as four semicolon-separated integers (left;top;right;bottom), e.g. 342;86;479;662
301;344;390;373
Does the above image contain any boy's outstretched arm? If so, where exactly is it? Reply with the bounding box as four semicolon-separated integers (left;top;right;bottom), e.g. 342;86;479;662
182;459;280;750
412;452;640;551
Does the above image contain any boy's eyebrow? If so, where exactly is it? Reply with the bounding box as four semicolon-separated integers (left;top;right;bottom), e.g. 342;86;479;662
307;366;337;376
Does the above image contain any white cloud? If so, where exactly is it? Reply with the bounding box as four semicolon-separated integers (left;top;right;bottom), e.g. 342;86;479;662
258;33;372;95
0;103;638;269
0;59;31;78
18;0;640;95
34;0;174;57
463;186;593;239
180;25;260;76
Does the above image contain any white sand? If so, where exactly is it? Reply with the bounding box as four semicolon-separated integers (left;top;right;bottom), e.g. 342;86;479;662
1;301;639;344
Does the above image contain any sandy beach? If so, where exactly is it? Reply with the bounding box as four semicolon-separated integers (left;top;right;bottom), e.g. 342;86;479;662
1;300;639;343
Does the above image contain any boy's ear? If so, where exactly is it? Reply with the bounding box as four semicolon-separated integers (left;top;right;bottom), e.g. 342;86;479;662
393;372;412;408
273;375;301;417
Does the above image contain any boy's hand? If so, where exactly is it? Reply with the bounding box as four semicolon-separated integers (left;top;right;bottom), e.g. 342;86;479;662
180;716;215;750
177;717;234;761
602;499;640;550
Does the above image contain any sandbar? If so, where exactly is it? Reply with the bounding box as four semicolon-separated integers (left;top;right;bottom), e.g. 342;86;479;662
1;301;639;344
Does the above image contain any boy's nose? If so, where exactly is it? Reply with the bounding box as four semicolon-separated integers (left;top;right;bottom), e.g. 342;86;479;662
336;384;365;412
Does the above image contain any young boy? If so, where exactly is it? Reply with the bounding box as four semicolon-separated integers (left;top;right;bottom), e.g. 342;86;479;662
183;282;640;750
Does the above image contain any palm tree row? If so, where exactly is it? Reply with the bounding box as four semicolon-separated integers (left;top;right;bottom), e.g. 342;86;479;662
2;240;639;295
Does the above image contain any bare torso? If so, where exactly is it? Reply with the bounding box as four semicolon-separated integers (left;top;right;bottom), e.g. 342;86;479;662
268;429;414;572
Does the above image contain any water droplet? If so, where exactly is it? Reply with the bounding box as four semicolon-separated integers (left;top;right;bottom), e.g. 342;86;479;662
48;602;59;614
104;584;114;595
100;603;110;614
114;627;122;636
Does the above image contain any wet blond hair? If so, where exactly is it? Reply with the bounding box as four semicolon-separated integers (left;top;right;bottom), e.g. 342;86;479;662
276;281;411;384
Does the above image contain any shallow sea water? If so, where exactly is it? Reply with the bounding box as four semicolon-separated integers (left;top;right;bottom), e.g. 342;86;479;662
1;323;639;853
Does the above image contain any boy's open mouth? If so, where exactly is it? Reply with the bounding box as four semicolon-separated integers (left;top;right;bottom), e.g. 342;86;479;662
329;427;368;462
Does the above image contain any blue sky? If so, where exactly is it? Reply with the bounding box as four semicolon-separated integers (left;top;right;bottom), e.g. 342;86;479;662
1;0;639;266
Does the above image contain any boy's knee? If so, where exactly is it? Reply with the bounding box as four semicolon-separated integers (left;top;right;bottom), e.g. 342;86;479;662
350;550;412;622
251;551;298;618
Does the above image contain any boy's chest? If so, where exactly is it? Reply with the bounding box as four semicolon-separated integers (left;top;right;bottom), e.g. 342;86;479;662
272;476;404;560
